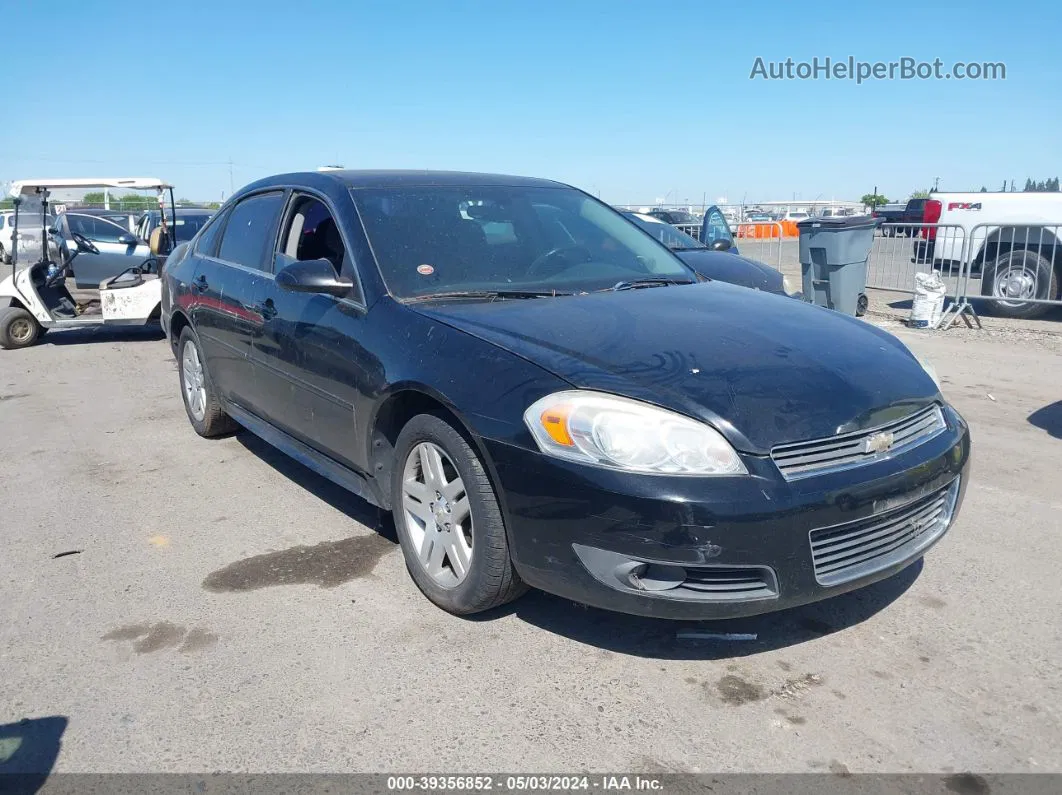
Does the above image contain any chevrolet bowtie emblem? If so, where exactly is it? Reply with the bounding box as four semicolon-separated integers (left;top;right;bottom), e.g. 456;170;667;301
864;431;895;455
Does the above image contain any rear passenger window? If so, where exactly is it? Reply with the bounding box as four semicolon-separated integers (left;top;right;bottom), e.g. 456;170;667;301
195;207;230;257
217;192;285;270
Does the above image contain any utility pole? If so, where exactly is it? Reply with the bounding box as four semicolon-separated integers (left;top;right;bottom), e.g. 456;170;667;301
933;176;940;191
228;158;234;195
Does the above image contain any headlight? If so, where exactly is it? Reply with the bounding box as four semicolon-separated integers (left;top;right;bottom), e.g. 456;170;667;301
912;351;942;390
523;391;747;475
782;275;797;295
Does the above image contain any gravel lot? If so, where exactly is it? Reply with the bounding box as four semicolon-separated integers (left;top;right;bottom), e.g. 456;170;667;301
1;314;1060;776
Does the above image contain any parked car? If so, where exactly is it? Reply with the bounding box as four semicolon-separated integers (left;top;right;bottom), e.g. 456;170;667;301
49;212;154;289
134;207;214;252
163;169;970;620
819;206;860;218
1;210;54;263
873;198;928;236
647;208;699;226
622;212;797;296
914;191;1062;318
56;207;141;231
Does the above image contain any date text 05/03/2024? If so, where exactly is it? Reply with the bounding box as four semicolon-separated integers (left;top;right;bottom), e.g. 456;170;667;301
386;775;664;791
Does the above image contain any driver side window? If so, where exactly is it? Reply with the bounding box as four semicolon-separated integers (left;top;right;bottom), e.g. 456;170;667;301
280;196;346;275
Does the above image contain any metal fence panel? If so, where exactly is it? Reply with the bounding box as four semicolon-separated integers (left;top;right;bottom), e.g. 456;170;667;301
866;223;968;296
733;222;785;269
959;222;1062;308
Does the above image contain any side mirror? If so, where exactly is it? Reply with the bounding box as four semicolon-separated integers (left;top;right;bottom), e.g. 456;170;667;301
117;232;137;246
275;257;353;297
710;238;732;252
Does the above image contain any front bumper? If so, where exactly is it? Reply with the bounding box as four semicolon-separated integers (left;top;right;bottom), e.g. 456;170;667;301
485;404;970;620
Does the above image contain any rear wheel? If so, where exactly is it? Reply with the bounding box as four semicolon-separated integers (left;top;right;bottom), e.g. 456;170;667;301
0;307;42;349
177;326;238;437
981;249;1057;319
856;293;868;317
391;413;527;615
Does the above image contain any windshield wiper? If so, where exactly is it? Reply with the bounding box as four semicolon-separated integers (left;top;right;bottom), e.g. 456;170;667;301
405;289;570;303
605;277;693;291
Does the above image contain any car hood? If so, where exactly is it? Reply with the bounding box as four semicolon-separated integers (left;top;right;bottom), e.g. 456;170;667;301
412;282;939;453
675;250;785;294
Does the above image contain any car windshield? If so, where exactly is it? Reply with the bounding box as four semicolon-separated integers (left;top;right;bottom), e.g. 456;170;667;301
666;210;698;224
353;185;694;298
626;214;706;250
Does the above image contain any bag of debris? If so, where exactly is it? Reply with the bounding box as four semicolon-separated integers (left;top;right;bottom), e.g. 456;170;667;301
909;270;946;328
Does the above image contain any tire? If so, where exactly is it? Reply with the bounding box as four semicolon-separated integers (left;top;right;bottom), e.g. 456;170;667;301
0;306;42;349
980;249;1057;319
0;244;8;265
856;293;869;317
176;326;238;437
391;413;527;615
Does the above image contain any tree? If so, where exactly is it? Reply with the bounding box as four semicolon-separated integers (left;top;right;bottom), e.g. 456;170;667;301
979;186;988;192
910;189;931;199
82;191;106;204
860;193;889;207
1021;178;1060;192
1000;180;1007;192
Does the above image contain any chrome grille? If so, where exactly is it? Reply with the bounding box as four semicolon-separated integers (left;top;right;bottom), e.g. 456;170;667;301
771;405;945;480
809;478;960;586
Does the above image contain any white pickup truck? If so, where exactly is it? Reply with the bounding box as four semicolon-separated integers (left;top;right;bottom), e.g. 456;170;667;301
916;191;1062;318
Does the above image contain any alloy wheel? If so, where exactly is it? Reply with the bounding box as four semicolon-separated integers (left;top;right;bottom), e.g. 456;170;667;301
181;341;207;422
401;442;472;588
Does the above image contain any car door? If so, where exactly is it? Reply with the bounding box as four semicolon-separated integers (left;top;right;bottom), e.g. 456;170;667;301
65;214;150;288
188;191;286;411
700;205;738;253
249;191;373;469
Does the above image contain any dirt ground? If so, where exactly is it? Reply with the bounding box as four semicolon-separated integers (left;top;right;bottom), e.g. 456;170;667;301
0;307;1059;775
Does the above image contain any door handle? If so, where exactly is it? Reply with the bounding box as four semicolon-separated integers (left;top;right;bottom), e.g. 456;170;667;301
257;298;277;320
192;274;209;292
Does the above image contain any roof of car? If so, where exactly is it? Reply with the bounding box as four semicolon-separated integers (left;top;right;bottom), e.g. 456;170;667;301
249;170;567;190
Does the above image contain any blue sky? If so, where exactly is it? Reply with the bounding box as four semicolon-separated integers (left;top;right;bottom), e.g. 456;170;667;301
1;0;1057;205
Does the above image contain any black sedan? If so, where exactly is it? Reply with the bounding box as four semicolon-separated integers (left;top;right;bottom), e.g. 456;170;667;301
622;212;799;297
162;170;970;620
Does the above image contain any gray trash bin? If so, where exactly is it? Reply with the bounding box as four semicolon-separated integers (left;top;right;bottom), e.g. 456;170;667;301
797;216;879;316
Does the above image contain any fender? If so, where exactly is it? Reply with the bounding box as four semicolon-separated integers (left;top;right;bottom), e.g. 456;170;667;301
0;270;52;324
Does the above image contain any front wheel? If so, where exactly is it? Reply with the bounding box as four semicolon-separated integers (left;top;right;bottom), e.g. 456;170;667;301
392;413;527;615
0;306;43;349
981;249;1057;319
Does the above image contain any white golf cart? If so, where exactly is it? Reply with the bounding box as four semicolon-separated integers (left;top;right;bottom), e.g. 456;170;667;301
0;178;178;350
